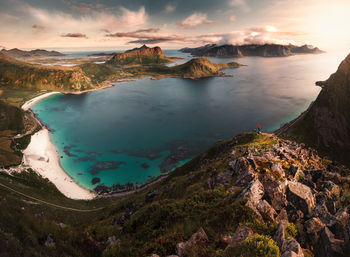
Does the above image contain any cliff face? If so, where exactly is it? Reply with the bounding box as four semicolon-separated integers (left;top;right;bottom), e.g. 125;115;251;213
181;44;323;57
279;53;350;165
107;46;170;66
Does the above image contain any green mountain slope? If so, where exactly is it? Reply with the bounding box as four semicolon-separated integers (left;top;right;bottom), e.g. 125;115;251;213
277;53;350;166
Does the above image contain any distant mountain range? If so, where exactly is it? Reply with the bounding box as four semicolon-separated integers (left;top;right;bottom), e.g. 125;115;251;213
180;44;324;57
0;48;65;58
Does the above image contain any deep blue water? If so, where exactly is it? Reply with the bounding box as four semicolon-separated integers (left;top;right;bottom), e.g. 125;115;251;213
31;50;345;191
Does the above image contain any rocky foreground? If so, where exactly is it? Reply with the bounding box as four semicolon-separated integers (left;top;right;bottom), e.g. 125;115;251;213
148;133;350;257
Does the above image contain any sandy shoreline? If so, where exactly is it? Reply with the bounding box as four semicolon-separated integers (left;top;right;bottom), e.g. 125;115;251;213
22;92;61;111
22;128;96;200
21;91;96;200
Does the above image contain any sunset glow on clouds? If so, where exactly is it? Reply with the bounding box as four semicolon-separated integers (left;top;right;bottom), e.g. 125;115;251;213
0;0;349;50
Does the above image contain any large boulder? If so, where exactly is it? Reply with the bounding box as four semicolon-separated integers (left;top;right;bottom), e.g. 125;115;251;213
176;228;208;257
304;217;325;235
271;162;285;178
274;221;286;248
265;180;288;211
238;180;264;206
286;182;316;215
231;157;256;186
257;200;277;223
314;227;345;257
281;237;304;257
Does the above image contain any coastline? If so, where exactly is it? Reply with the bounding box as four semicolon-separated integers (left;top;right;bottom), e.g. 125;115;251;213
21;91;96;200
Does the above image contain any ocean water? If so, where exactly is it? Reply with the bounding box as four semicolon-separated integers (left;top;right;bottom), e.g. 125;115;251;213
31;50;346;191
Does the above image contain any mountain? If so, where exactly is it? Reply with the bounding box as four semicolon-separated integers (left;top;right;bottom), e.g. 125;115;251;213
277;53;350;166
0;52;108;91
125;44;149;53
107;46;171;66
181;44;324;57
1;48;65;58
0;132;349;256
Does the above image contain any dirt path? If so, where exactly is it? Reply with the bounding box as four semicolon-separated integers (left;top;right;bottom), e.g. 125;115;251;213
0;182;104;212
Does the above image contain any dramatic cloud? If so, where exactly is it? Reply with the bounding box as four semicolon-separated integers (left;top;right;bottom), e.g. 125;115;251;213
164;4;176;13
229;0;250;12
61;33;87;38
229;15;236;22
177;12;215;29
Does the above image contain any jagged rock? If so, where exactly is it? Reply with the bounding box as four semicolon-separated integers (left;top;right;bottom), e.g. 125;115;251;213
232;157;256;186
281;237;304;257
257;200;277;223
148;254;160;257
274;221;286;248
44;234;55;248
304;217;325;235
271;162;285;178
286;182;316;215
344;219;350;254
176;228;208;257
289;165;304;180
328;207;350;239
321;181;341;198
276;208;289;223
265;180;288;211
238;179;264;206
314;227;345;257
221;226;253;247
281;251;299;257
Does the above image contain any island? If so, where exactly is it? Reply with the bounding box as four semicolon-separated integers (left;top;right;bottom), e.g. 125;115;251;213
1;48;65;58
181;43;324;57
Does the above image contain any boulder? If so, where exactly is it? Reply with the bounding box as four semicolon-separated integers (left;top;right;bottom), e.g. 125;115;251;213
281;251;299;257
314;227;345;257
265;180;288;211
257;200;277;223
344;219;350;254
304;217;325;235
232;157;256;186
281;237;304;257
238;180;264;206
289;165;304;180
176;228;208;257
222;226;253;247
276;208;289;223
271;162;285;178
274;221;286;248
286;182;316;215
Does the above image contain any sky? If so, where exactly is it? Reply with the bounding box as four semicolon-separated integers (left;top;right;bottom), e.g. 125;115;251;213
1;0;350;51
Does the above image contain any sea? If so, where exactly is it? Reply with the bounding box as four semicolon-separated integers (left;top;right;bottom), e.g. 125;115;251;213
30;49;347;191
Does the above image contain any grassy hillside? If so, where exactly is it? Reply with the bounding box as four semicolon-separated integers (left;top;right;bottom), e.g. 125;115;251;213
1;132;348;256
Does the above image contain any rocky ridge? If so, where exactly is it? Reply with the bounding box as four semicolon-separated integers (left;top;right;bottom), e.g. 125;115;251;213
148;133;350;257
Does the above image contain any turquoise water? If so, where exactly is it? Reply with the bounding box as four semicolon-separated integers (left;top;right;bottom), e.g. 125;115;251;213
31;50;346;191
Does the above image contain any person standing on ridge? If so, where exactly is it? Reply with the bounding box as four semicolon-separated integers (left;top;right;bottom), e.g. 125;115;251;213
257;124;261;132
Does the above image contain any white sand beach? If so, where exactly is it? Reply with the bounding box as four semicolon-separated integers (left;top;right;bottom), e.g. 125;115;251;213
22;92;61;111
22;129;96;200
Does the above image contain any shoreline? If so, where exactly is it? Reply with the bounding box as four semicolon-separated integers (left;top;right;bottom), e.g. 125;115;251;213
19;89;169;200
21;91;96;200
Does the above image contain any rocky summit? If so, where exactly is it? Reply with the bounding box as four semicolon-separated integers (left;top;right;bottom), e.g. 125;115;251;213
146;132;350;257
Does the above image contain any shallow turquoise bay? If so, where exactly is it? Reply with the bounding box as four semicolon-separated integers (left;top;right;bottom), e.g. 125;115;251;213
31;51;345;191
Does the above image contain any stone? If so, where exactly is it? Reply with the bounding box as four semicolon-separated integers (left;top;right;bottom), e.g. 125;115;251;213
265;180;288;211
238;180;264;206
304;217;325;235
281;237;304;257
106;236;120;246
271;162;285;178
314;227;345;257
281;251;299;257
44;234;55;248
289;165;303;180
148;254;160;257
222;226;253;247
286;182;316;215
274;221;286;248
257;200;277;223
276;208;289;223
176;228;208;257
232;157;256;186
344;219;350;254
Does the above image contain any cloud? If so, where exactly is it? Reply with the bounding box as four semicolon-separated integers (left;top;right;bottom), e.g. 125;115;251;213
229;15;236;22
106;28;160;38
164;4;176;13
32;24;45;30
229;0;250;12
177;12;215;29
128;38;174;44
61;33;87;38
